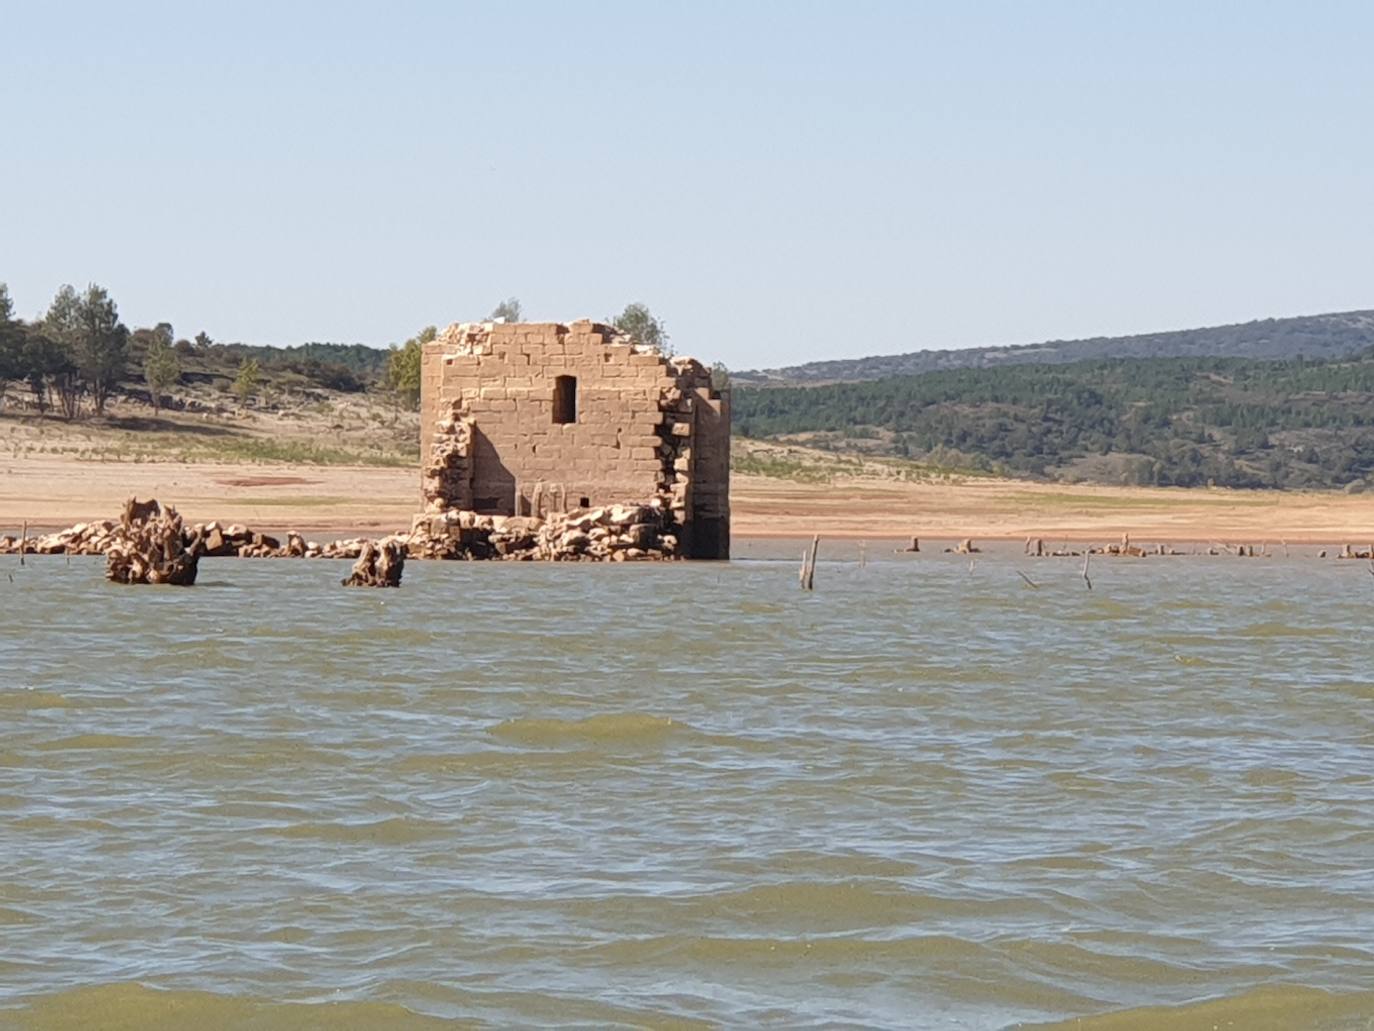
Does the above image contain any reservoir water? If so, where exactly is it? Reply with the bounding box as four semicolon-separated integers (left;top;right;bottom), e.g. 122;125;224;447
2;548;1372;1029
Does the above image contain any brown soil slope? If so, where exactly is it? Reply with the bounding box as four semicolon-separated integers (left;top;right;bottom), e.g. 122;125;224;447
3;453;1372;543
2;402;1371;542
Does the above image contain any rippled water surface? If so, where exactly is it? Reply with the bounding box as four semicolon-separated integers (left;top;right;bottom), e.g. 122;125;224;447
2;548;1373;1029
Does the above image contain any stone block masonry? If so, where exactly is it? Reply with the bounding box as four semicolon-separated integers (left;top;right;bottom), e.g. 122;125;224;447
420;319;730;559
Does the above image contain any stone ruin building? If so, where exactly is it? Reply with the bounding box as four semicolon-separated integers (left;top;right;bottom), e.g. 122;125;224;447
417;319;730;560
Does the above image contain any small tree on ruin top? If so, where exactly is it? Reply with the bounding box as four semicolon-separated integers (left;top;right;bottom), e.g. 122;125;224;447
489;297;523;323
613;302;671;355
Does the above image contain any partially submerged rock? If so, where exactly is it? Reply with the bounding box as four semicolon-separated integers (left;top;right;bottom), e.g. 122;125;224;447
342;539;405;587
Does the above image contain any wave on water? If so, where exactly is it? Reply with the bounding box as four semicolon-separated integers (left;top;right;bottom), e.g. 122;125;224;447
1235;621;1343;639
490;712;683;747
6;983;462;1031
33;733;152;752
263;816;454;846
0;689;69;710
1021;983;1374;1031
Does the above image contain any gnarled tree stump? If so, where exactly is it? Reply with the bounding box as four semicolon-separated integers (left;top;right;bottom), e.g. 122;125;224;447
105;497;200;586
342;539;405;587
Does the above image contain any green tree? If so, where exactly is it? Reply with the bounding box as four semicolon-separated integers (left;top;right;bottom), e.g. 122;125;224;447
21;326;74;417
0;283;20;407
67;284;128;416
143;332;182;415
232;357;260;405
194;330;212;351
489;297;522;322
386;325;435;409
43;285;86;419
613;302;670;354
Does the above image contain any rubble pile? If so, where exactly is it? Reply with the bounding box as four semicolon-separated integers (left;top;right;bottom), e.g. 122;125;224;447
2;499;679;565
189;523;371;560
407;501;677;561
105;498;200;586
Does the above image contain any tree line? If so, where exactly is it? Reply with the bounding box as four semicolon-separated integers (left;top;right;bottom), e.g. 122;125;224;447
732;352;1374;490
736;309;1374;385
2;284;681;418
0;282;143;418
1;281;427;418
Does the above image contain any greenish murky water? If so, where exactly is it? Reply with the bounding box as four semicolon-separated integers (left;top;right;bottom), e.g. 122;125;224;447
2;548;1372;1029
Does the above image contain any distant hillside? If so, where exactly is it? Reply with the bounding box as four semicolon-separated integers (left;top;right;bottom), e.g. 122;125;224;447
732;352;1374;491
736;310;1374;386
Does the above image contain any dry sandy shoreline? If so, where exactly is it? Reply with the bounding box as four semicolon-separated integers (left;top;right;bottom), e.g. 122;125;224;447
2;453;1372;545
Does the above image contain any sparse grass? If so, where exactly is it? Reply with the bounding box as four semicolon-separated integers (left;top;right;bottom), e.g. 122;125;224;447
732;438;988;485
172;436;413;466
732;451;837;483
0;396;419;468
997;491;1278;509
10;429;411;468
232;495;357;507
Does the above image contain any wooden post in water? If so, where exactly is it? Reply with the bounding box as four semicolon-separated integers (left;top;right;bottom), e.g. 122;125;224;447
799;534;820;590
19;520;26;566
859;540;867;569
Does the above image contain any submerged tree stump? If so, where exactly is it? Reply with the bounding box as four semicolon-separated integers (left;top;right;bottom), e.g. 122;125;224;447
342;539;405;587
105;497;200;586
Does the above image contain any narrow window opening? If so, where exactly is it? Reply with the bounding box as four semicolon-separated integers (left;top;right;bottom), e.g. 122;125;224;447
553;375;577;424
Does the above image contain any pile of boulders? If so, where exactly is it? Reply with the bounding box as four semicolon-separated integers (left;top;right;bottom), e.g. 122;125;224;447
408;501;677;562
188;523;371;560
0;519;131;556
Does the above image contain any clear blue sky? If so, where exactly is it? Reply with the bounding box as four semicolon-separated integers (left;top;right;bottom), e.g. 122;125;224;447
3;2;1370;369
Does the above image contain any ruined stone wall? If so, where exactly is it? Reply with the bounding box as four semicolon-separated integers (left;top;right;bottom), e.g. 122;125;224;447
420;319;729;558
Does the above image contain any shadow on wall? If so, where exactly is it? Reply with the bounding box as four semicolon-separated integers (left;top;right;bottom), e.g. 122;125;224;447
470;427;516;514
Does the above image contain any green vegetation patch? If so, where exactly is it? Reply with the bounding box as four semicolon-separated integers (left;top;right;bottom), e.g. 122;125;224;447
733;352;1374;490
